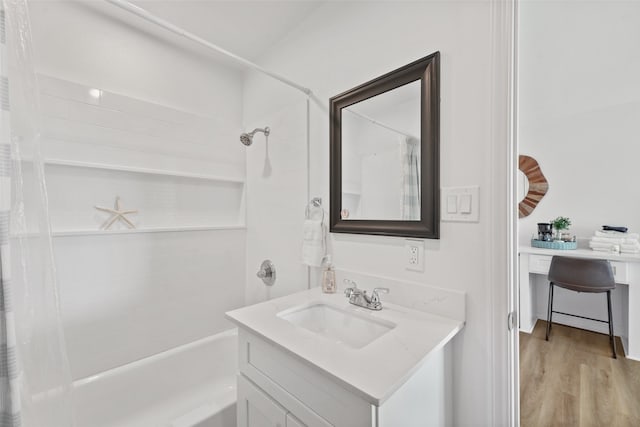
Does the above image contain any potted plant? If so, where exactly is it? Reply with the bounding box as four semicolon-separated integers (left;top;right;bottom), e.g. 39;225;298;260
551;216;572;241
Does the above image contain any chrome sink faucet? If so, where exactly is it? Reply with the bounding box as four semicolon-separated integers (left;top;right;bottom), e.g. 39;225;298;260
343;279;389;311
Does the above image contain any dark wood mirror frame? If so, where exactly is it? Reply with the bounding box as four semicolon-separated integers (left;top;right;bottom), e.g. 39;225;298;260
329;52;440;238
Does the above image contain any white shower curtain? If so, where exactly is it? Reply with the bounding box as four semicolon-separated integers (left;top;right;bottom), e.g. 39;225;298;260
1;1;74;426
1;3;20;425
401;136;420;220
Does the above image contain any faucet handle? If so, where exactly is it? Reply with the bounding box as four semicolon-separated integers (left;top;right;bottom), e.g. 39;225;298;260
370;287;389;304
343;279;357;295
343;278;357;288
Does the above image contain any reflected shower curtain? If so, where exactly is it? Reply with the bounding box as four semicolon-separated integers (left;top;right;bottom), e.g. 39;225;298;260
401;136;420;220
1;1;74;426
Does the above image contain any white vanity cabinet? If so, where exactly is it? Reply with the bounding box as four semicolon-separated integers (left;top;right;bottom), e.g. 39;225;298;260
237;373;308;427
237;374;288;427
226;280;465;427
235;328;451;427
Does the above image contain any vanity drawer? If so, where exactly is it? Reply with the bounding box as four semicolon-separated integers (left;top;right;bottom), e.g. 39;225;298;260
610;261;628;284
238;329;371;427
529;254;552;275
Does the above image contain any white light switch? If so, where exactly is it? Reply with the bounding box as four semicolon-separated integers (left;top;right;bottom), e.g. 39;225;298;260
441;186;479;222
447;195;458;213
459;194;472;214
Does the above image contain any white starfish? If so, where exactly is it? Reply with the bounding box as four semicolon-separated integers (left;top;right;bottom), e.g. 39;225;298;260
94;196;138;230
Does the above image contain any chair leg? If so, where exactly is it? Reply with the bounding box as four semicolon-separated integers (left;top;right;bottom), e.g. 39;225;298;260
607;290;617;359
546;283;554;341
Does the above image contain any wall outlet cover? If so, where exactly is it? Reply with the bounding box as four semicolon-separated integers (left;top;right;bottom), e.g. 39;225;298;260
405;239;425;272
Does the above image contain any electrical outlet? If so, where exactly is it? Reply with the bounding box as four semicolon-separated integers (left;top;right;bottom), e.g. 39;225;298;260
405;239;424;272
408;246;419;264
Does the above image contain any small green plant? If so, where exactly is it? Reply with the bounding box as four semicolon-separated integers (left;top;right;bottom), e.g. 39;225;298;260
552;216;572;231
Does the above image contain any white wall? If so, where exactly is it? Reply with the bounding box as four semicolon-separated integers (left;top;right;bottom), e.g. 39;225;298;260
243;83;309;305
518;0;640;243
518;1;640;336
246;2;509;425
27;0;247;379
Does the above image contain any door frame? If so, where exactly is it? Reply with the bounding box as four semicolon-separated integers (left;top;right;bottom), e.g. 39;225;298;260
488;0;519;425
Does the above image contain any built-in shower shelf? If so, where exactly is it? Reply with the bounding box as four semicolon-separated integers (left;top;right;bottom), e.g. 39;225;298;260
15;225;247;238
51;225;246;237
42;159;246;183
19;158;248;232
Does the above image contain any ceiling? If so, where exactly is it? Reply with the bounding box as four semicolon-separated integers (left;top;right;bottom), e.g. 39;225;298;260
100;0;326;65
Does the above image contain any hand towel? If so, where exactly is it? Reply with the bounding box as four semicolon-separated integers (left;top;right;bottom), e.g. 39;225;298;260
591;236;626;245
591;247;615;253
595;230;640;240
589;242;619;252
621;242;640;250
302;219;324;267
621;248;640;254
589;241;615;248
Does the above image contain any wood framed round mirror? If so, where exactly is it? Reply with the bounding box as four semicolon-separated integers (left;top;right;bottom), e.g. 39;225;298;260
518;155;548;218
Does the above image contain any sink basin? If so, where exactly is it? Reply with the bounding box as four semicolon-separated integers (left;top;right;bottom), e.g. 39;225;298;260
278;303;396;349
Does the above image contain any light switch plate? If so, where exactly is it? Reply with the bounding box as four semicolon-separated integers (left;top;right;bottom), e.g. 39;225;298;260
459;194;472;213
441;186;479;222
447;195;458;213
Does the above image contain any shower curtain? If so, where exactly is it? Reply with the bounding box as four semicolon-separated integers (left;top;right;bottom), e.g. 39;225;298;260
1;1;74;426
1;3;20;425
401;136;420;220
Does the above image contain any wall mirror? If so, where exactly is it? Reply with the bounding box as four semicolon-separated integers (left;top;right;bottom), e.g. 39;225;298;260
518;155;549;218
330;52;440;238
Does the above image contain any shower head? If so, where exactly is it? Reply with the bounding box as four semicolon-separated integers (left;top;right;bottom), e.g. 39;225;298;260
240;133;253;146
240;127;270;146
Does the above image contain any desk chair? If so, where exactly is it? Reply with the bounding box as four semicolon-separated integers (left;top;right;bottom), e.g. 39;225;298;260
545;256;617;358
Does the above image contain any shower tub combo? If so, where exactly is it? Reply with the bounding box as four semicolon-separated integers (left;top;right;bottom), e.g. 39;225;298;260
72;329;237;427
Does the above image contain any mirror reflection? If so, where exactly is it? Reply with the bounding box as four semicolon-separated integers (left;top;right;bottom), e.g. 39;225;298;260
517;169;529;204
340;80;421;221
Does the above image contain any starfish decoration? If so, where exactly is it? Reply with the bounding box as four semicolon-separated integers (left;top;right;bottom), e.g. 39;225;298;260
94;196;138;230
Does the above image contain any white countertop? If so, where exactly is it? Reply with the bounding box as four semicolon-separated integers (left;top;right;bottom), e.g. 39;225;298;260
519;245;640;263
225;286;464;406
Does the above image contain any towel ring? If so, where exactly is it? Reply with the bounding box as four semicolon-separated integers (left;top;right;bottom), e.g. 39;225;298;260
305;197;324;222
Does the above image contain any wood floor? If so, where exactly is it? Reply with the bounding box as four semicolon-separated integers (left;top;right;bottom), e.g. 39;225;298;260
520;321;640;427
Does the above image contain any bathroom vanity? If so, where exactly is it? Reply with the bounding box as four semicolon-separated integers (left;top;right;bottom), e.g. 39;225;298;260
226;272;465;427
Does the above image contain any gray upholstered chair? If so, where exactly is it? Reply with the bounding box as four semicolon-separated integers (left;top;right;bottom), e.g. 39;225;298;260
545;256;617;358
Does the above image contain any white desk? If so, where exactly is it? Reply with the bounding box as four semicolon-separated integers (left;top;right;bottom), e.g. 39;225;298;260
519;246;640;361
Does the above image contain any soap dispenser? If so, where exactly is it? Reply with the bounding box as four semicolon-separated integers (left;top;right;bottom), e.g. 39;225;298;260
321;255;336;294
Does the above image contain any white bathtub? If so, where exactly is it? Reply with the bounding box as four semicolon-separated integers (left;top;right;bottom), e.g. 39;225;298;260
72;329;237;427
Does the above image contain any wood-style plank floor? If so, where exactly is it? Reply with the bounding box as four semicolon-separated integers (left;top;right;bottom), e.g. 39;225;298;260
520;321;640;427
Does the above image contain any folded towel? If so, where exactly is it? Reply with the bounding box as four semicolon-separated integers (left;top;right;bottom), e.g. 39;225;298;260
589;241;616;249
595;230;640;240
591;236;626;245
591;247;615;253
621;242;640;250
589;242;620;253
302;219;324;267
621;248;640;254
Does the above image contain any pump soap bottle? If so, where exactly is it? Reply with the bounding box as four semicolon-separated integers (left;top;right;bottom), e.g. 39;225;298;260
321;255;336;294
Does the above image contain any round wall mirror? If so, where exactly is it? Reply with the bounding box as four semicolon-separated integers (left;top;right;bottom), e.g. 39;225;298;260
518;155;548;218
